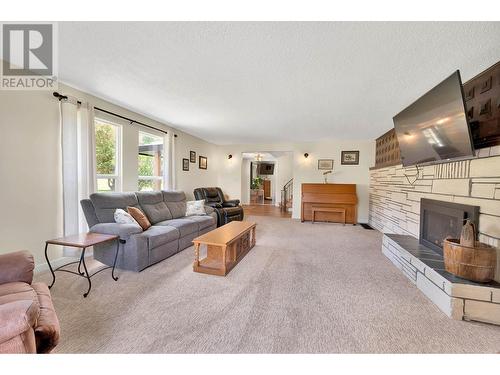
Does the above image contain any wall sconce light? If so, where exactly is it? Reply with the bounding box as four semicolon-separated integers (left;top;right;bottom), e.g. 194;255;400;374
228;154;233;159
304;153;309;158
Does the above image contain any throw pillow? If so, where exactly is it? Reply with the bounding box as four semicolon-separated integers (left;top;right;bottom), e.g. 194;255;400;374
114;208;139;226
127;206;152;230
185;200;206;216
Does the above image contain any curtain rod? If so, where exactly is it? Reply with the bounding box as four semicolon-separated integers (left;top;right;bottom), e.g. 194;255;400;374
53;91;177;137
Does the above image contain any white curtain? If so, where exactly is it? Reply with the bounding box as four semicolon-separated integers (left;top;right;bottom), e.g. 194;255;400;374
60;99;79;238
164;132;177;190
59;98;96;238
77;102;96;232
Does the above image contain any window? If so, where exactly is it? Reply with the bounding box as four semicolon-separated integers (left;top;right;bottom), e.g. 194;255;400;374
95;118;121;192
138;131;164;191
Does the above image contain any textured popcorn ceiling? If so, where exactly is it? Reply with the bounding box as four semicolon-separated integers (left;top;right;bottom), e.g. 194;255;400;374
59;22;500;145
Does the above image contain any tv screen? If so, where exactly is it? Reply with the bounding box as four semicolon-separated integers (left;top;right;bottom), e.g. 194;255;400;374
258;163;274;175
393;71;474;167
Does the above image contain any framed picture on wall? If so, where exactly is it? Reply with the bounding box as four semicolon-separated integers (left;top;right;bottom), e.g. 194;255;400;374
318;159;334;170
182;158;189;171
341;151;360;165
190;151;196;163
199;156;207;170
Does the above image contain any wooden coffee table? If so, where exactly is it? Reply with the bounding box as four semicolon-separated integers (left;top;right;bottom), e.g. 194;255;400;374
193;221;256;276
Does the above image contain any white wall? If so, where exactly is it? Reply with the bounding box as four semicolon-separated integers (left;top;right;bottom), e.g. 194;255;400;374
175;132;219;200
0;83;218;267
274;152;293;205
217;141;375;221
240;158;251;204
0;90;64;265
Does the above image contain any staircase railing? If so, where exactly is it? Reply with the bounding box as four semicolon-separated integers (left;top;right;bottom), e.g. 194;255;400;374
280;178;293;212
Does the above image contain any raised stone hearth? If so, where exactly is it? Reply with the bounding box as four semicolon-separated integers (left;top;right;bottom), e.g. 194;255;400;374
369;152;500;282
383;234;500;325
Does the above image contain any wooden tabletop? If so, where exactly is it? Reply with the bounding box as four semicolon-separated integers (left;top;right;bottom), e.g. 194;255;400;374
193;221;256;246
46;233;119;247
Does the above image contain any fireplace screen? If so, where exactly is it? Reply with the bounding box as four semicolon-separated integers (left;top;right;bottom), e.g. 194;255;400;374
419;199;479;255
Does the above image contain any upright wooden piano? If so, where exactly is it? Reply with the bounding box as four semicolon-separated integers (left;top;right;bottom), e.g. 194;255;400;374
301;183;358;224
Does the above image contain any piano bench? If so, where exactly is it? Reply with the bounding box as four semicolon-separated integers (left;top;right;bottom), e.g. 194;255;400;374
311;206;346;225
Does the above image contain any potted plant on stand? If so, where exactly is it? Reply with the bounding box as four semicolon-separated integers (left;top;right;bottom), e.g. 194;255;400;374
250;177;264;204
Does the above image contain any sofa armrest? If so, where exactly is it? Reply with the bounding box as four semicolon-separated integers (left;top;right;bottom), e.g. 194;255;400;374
204;205;215;215
223;199;240;207
90;223;143;240
31;283;60;353
0;300;38;345
0;251;34;285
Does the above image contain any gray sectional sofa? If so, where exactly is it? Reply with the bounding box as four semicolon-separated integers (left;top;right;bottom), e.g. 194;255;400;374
80;191;217;271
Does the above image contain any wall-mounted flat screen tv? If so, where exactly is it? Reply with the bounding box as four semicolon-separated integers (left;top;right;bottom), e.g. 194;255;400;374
393;70;474;167
258;162;274;175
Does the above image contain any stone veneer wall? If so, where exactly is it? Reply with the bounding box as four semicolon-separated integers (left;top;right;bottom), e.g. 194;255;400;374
369;146;500;282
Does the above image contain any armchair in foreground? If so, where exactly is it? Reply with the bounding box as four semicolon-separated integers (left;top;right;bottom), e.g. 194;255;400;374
0;251;60;353
194;187;244;227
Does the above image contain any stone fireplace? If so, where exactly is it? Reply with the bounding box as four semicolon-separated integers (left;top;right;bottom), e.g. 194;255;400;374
369;153;500;325
419;198;479;255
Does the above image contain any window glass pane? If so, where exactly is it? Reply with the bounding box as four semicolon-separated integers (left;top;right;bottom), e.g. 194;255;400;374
95;120;117;175
97;178;116;192
138;131;164;191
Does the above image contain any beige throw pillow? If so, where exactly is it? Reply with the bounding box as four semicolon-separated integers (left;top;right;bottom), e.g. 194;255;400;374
114;208;139;225
185;200;206;216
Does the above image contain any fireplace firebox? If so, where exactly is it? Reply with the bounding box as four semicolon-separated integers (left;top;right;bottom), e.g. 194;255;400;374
419;198;479;255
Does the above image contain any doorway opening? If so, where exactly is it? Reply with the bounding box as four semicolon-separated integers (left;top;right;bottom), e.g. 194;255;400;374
240;151;293;218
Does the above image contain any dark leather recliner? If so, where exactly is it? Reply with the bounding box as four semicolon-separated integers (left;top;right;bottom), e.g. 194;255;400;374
193;187;244;227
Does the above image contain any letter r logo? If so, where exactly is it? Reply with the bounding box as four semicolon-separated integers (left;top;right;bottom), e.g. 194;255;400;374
2;24;53;76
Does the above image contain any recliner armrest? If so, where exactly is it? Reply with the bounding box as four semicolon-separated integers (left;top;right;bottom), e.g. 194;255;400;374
90;223;143;240
205;202;223;209
223;199;240;207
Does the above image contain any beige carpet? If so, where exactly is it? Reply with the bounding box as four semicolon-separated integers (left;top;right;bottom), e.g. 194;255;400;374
35;216;500;353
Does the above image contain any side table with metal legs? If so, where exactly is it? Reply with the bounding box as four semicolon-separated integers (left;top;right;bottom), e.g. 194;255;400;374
44;233;121;298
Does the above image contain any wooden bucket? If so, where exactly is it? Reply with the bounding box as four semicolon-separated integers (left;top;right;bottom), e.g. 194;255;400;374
443;238;497;283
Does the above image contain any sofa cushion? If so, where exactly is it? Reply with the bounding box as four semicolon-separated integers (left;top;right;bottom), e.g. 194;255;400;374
155;219;198;236
141;226;180;249
186;215;216;230
162;191;186;202
90;193;139;223
163;191;187;219
136;191;172;224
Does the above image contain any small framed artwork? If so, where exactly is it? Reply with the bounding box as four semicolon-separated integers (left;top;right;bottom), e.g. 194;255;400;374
190;151;196;163
341;151;360;165
182;158;189;171
199;156;207;170
318;159;334;170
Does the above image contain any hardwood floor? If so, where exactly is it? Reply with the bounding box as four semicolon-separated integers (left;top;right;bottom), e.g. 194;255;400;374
242;204;292;218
